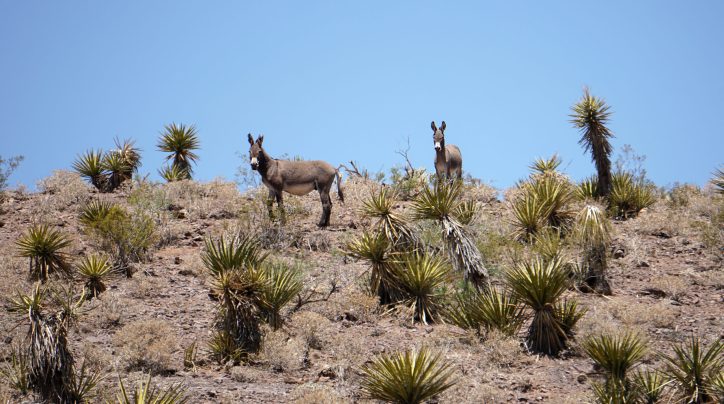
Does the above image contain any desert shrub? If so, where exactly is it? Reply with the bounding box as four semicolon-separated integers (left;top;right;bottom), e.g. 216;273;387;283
360;347;456;404
389;165;429;201
0;154;23;193
113;319;178;373
346;230;399;304
583;331;648;402
36;170;91;208
667;183;701;208
447;287;525;337
574;204;612;294
114;374;188;404
15;223;72;282
555;299;586;337
81;204;156;275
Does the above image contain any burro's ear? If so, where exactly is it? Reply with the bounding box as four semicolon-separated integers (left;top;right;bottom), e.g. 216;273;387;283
431;121;437;132
257;134;264;145
247;133;254;145
440;121;446;132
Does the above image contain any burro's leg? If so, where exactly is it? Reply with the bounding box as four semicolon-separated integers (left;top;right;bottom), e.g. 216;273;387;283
318;190;332;227
266;189;275;220
276;192;286;225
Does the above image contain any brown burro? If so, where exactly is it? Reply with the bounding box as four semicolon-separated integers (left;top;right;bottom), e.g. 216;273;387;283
247;133;344;227
431;121;463;179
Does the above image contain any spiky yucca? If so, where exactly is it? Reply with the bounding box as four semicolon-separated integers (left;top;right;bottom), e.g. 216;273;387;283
15;224;72;282
361;347;456;404
0;345;30;395
609;171;655;219
530;154;562;176
114;137;142;182
346;230;399;304
102;150;131;191
203;234;269;360
447;287;525;337
79;199;115;227
413;181;488;290
361;187;419;249
576;175;598;200
158;164;189;183
505;257;570;355
511;174;575;242
712;167;724;194
75;254;112;299
583;332;647;383
389;253;450;325
632;369;669;404
115;374;188;404
554;299;586;338
570;87;614;198
73;149;106;191
660;336;723;404
157;123;200;179
260;262;303;330
575;204;612;294
7;284;87;402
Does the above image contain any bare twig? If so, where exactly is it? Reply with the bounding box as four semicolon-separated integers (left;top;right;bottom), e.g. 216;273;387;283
291;279;338;312
395;137;416;178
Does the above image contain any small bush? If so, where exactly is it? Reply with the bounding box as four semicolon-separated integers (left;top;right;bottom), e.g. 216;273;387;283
113;319;178;373
0;154;23;193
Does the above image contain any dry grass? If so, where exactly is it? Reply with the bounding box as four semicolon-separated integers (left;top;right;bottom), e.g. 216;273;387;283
36;170;92;211
290;384;345;404
113;319;179;373
258;328;309;373
651;275;689;302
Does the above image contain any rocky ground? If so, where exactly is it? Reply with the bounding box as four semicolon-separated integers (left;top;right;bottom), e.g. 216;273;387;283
0;171;721;403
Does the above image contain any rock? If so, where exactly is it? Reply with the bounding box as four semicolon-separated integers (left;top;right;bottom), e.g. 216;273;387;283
174;257;183;265
577;374;587;384
4;336;12;344
653;230;672;239
613;248;626;259
642;288;667;298
636;261;650;268
184;231;192;238
178;269;195;276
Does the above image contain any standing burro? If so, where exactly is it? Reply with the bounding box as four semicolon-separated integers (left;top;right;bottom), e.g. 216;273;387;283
431;121;463;180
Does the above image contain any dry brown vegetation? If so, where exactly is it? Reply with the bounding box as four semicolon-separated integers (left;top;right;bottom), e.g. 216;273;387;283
0;170;721;403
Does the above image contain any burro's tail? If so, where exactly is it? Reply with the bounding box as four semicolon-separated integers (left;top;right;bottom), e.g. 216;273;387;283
335;165;345;203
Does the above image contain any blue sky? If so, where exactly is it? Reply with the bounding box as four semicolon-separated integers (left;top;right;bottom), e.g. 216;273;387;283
1;2;722;190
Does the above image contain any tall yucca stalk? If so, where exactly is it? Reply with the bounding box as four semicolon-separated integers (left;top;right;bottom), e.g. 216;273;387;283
413;181;489;290
361;347;456;404
505;257;570;355
72;149;106;191
157;123;200;179
570;87;614;198
389;253;450;325
15;224;72;282
346;230;399;304
575;204;612;295
361;187;419;250
660;336;723;404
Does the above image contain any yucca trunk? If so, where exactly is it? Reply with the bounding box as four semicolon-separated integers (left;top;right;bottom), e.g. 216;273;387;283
583;244;611;295
442;218;489;290
28;315;75;401
528;305;567;356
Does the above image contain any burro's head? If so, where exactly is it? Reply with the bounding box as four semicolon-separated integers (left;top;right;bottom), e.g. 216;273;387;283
431;121;447;151
247;133;265;170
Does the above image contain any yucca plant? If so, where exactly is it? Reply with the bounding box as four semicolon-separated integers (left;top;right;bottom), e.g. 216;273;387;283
115;374;188;404
447;287;526;337
452;199;478;226
0;345;30;395
7;284;86;402
15;224;72;282
525;174;576;231
260;262;303;330
570;87;614;198
576;175;599;200
114;137;142;182
360;347;456;404
208;329;246;365
505;257;570;355
583;332;647;383
65;360;103;403
660;336;723;404
73;149;107;191
591;378;637;404
413;181;489;290
183;341;198;371
530;154;564;178
102;150;131;191
609;171;655;219
204;235;269;360
361;187;419;250
554;299;586;338
632;369;669;404
389;253;450;325
75;254;113;299
533;227;565;264
157;123;200;179
712;167;724;194
574;204;612;295
158;164;189;183
511;191;549;242
79;199;115;228
346;230;399;304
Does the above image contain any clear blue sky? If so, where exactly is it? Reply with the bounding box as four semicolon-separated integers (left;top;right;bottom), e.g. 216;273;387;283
1;1;722;190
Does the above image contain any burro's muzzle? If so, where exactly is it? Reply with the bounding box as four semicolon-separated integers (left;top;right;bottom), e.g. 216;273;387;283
434;141;442;151
250;157;258;170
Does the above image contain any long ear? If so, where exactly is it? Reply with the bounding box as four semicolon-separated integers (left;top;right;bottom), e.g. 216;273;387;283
247;133;254;145
257;134;264;145
431;121;437;132
440;121;446;132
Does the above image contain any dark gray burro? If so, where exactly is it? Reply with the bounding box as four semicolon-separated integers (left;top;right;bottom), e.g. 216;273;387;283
431;121;463;179
247;133;344;227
